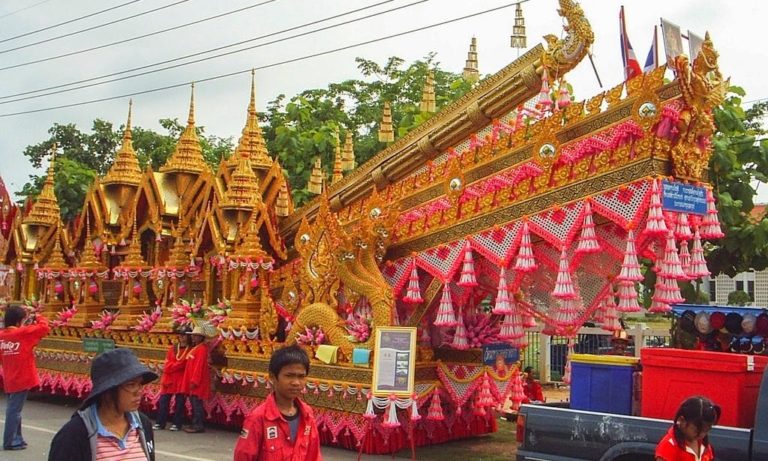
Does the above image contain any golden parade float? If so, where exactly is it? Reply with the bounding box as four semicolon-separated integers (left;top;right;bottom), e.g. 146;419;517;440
0;0;730;453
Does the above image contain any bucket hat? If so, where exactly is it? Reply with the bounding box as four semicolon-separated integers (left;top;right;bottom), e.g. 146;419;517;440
756;313;768;336
725;312;744;335
678;310;697;334
742;313;757;335
694;311;712;335
81;348;158;409
709;311;726;330
187;325;206;337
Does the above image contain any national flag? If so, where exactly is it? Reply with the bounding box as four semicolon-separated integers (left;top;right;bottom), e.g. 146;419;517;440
619;6;642;81
644;26;659;72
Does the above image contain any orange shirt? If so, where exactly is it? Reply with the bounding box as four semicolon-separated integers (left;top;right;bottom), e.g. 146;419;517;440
0;315;50;393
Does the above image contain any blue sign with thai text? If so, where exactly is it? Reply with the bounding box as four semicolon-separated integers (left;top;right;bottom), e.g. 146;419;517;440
482;343;519;366
661;180;707;215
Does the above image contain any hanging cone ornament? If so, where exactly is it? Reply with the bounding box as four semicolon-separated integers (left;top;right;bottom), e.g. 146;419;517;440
426;390;445;421
364;392;376;420
593;296;607;324
552;248;577;300
514;221;537;272
499;312;524;342
617;229;644;282
644;179;668;237
554;298;581;327
538;69;552;110
451;311;469;350
679;241;692;279
660;231;686;279
510;368;526;411
473;392;487;416
602;291;622;331
557;80;571;109
689;228;710;279
492;267;513;315
700;188;725;239
409;394;421;421
575;201;600;254
403;261;423;303
458;241;478;287
434;284;458;327
650;274;682;312
478;372;495;407
616;279;642;313
674;213;693;241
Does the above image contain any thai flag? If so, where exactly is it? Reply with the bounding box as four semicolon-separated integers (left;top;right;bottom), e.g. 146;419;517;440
644;26;659;72
619;6;642;80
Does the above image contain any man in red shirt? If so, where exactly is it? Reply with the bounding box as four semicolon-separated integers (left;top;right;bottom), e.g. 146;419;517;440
234;345;321;460
522;366;545;404
182;326;211;433
0;304;50;450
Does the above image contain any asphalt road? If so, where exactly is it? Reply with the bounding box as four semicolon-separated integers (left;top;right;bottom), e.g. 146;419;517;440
0;393;392;460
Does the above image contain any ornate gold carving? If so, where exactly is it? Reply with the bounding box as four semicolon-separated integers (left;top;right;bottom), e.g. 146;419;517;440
537;0;594;76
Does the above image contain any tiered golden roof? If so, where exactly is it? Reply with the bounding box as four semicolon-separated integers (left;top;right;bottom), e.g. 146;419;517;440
229;71;272;171
378;101;394;143
341;131;355;171
463;37;480;83
236;211;269;261
24;147;61;226
102;100;141;187
44;229;68;269
160;84;208;175
122;215;148;267
420;71;436;113
77;214;104;269
221;154;261;211
332;130;343;184
168;225;191;268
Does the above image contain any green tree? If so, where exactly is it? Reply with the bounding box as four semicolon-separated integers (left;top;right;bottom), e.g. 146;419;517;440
727;290;751;306
16;157;97;222
707;87;768;276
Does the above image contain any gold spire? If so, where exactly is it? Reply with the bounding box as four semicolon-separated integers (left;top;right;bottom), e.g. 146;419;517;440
24;144;61;226
160;83;208;175
237;210;269;260
332;129;343;184
103;100;142;187
419;71;436;113
122;213;148;267
44;228;68;269
341;131;355;171
220;153;261;211
463;37;480;83
308;157;324;195
78;213;103;269
377;101;394;143
168;224;191;268
229;71;273;171
275;180;290;217
510;3;527;49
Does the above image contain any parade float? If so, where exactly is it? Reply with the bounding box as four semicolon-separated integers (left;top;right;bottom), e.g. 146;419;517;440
0;0;731;453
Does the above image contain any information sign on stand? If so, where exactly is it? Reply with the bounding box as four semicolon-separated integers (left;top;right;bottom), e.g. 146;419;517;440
83;337;116;354
661;180;707;215
371;327;416;396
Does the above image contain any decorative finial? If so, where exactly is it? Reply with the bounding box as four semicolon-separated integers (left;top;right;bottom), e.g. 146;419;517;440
420;71;436;113
341;131;355;171
463;37;479;83
24;143;61;225
510;3;527;50
275;180;290;217
308;157;324;195
249;69;256;116
103;100;142;186
378;101;394;143
188;82;196;126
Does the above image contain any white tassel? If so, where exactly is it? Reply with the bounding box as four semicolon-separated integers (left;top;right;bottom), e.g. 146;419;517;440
364;392;376;420
410;395;421;421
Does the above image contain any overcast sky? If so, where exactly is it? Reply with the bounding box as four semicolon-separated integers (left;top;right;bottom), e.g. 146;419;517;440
1;0;766;202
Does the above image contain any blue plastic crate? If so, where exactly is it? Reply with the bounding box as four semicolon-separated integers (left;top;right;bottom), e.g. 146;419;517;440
570;358;636;415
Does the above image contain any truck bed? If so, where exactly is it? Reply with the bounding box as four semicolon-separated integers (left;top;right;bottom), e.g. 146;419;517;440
516;404;753;461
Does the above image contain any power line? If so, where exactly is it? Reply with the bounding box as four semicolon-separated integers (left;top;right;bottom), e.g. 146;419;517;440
0;2;519;118
0;0;277;71
0;0;404;103
0;0;190;55
0;0;140;44
0;0;55;21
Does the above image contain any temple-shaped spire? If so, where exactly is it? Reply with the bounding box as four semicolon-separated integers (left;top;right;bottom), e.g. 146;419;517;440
341;131;355;171
103;100;142;187
160;83;208;175
168;224;191;268
419;71;436;113
463;37;480;83
122;213;147;267
44;228;68;269
378;101;394;143
78;213;103;269
331;129;343;184
25;145;61;226
221;153;261;211
230;70;273;171
275;181;290;217
308;158;324;195
237;209;269;261
510;3;527;49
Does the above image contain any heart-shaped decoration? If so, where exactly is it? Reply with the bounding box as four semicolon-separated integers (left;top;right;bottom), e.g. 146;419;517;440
551;208;567;225
436;246;450;260
617;187;635;204
491;227;507;244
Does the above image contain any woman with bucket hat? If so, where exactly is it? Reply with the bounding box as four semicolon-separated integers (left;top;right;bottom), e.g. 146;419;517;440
181;325;212;433
48;348;158;461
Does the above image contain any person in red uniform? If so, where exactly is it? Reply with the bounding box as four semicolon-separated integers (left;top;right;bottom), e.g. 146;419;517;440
655;396;720;461
522;366;545;404
234;344;321;461
0;304;50;450
153;328;191;431
181;326;211;433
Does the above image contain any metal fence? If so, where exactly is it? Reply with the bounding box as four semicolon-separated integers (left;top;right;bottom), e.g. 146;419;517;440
520;323;672;383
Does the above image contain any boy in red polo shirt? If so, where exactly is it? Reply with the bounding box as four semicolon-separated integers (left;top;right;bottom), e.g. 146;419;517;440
0;304;50;450
234;345;321;461
181;326;211;433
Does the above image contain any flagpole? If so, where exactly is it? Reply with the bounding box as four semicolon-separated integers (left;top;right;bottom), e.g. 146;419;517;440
654;25;659;68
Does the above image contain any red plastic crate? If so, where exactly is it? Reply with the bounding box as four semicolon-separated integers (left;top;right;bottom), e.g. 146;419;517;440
641;348;768;428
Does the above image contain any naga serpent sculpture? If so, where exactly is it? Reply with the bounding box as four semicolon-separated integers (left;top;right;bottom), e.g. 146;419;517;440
538;0;595;77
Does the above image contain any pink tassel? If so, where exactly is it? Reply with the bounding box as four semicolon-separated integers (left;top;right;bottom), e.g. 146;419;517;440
679;241;692;279
364;392;376;420
434;284;457;327
602;291;622;331
426;390;445;421
557;80;571;109
451;311;469;350
617;229;644;282
492;267;513;315
593;296;607;324
514;221;537;272
553;298;581;327
478;372;495;407
458;241;478;287
410;394;421;421
659;231;686;279
616;280;642;313
689;228;710;279
473;393;487;416
499;312;525;343
552;248;577;300
643;179;668;237
510;369;525;411
575;201;600;254
383;396;400;428
700;188;725;239
650;273;683;312
674;213;693;240
403;261;423;304
419;324;431;345
538;69;552;110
